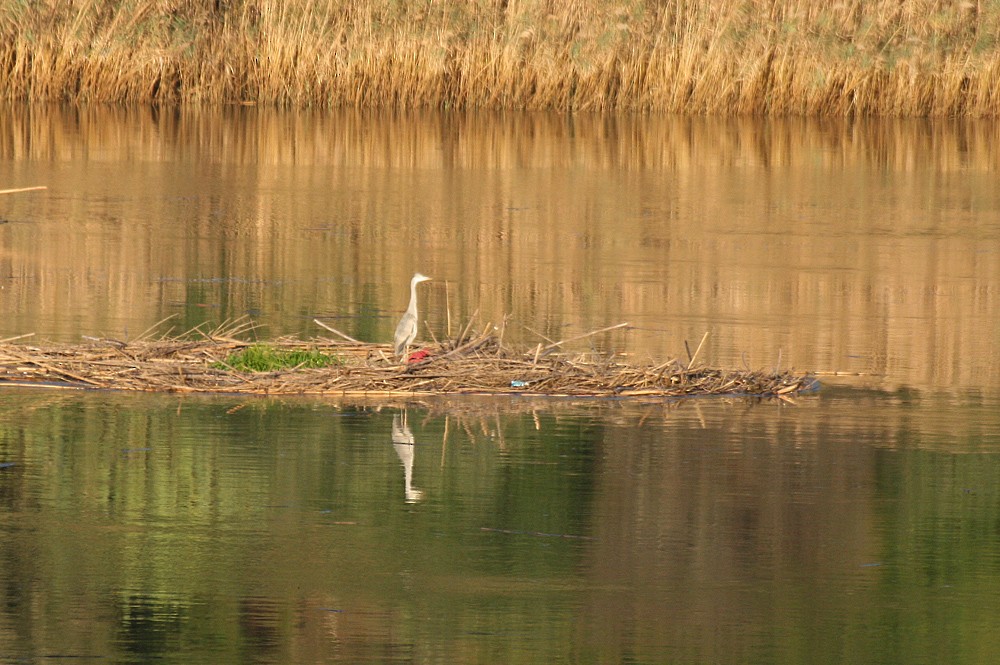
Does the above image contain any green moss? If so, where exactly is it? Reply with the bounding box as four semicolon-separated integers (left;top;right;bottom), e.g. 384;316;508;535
214;344;341;373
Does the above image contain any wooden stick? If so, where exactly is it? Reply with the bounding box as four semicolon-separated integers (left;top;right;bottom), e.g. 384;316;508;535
313;318;361;343
425;320;440;346
457;310;479;344
812;370;875;376
0;186;47;196
687;331;709;369
496;315;509;355
540;322;629;353
445;281;452;338
523;325;557;345
0;333;35;344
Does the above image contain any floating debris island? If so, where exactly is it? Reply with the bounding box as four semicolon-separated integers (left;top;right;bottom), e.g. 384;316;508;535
0;321;816;399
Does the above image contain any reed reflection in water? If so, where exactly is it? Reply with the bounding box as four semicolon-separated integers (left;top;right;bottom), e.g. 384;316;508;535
1;106;999;392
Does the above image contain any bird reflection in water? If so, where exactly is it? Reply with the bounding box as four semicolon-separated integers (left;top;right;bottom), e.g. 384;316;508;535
392;411;424;503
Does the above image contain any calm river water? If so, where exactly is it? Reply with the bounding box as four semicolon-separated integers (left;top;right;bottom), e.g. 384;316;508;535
1;106;999;663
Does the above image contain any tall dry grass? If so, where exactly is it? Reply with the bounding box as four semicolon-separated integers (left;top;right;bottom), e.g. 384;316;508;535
3;0;1000;115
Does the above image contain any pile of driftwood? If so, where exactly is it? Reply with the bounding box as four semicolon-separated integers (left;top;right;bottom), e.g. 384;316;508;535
0;320;815;399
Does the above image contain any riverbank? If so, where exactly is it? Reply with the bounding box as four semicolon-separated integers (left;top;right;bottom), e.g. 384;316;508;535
3;0;999;116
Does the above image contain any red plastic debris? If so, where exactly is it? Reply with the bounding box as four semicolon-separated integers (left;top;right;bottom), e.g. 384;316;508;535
407;350;430;363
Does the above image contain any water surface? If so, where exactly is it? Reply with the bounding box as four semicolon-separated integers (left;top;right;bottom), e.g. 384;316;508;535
2;107;998;390
1;388;999;663
1;107;999;663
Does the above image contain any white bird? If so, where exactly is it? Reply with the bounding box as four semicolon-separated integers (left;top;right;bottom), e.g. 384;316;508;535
393;272;431;359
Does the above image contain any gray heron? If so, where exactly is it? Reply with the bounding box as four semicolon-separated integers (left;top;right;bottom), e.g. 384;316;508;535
393;272;431;359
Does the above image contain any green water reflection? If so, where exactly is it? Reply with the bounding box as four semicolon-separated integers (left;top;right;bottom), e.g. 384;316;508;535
0;387;998;663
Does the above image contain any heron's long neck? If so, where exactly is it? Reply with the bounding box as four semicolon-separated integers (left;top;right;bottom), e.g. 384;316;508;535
406;281;419;315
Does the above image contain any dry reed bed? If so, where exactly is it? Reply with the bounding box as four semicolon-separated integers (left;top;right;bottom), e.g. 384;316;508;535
0;326;813;399
3;0;1000;115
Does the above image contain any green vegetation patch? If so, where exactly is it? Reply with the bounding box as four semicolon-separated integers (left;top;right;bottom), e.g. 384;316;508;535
215;344;341;373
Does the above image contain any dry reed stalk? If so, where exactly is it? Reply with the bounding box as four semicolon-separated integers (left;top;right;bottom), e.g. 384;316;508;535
0;186;47;195
686;331;710;369
0;333;34;344
313;318;361;343
539;322;630;353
